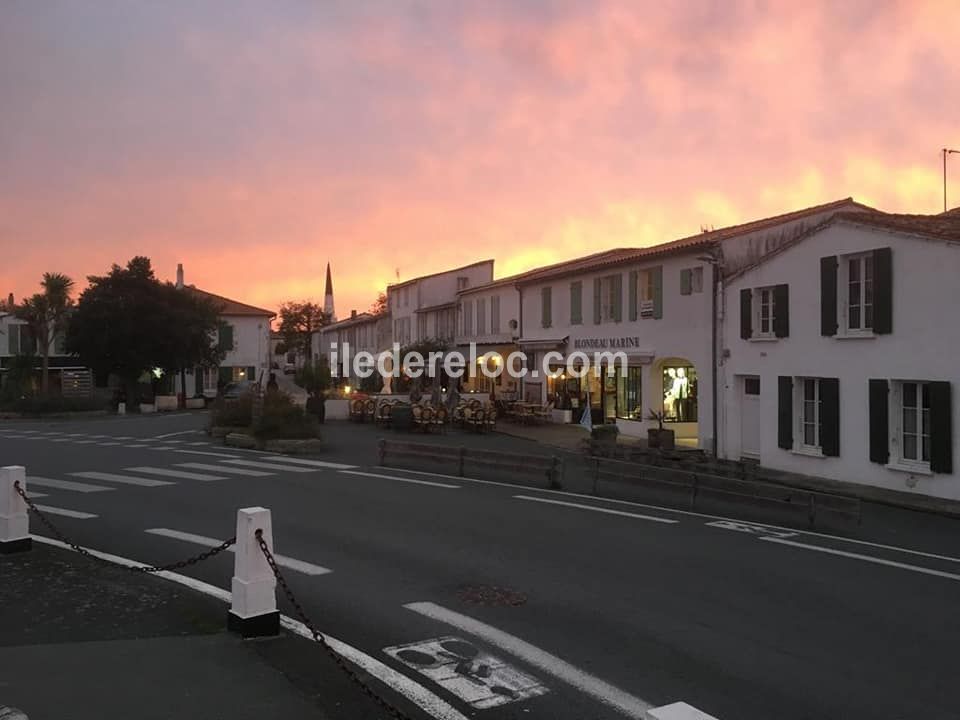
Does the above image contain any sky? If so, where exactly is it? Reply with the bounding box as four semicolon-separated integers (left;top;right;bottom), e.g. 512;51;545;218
2;0;959;316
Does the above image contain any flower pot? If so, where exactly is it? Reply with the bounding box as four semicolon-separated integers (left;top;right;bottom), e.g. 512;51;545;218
647;428;661;448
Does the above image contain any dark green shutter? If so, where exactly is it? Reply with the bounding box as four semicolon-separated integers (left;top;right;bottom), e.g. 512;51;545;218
820;256;838;336
778;376;793;449
570;282;582;324
869;379;889;464
872;247;893;334
740;289;752;340
820;378;840;457
9;326;19;355
929;381;953;474
218;366;232;385
773;284;790;338
652;266;663;319
593;279;602;324
628;271;638;321
541;287;552;328
612;274;623;322
218;323;234;352
247;366;256;382
680;269;692;296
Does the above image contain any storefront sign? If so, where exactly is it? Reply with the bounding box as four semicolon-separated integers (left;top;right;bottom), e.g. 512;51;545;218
572;336;642;350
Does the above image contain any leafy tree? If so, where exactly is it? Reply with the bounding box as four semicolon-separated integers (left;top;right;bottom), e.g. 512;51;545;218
15;272;74;397
294;356;332;398
276;301;329;360
370;291;388;315
66;257;224;405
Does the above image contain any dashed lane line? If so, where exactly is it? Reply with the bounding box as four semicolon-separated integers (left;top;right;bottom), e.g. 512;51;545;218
71;471;173;488
404;601;653;719
258;456;357;470
169;448;241;459
122;444;149;448
144;528;331;575
513;495;678;524
339;470;460;489
175;463;272;477
221;459;318;473
26;476;114;493
126;467;226;481
34;505;98;519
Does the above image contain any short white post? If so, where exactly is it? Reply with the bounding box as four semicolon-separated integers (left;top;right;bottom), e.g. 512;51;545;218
227;506;279;637
0;466;30;553
646;702;720;720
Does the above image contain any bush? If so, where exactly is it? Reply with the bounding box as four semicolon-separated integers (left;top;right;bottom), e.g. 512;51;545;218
255;391;319;440
7;396;106;414
210;394;253;427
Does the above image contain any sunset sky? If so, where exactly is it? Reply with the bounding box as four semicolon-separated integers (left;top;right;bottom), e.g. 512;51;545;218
2;1;958;317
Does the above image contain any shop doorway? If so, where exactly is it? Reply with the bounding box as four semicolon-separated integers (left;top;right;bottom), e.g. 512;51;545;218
740;375;761;459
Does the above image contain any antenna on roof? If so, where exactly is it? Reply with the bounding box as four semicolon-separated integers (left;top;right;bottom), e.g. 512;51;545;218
395;267;400;280
700;224;715;233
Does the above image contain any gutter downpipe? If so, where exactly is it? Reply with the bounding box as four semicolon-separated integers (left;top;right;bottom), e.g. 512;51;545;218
711;251;721;459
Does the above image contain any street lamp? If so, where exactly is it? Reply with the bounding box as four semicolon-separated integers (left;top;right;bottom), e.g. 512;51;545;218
943;148;960;213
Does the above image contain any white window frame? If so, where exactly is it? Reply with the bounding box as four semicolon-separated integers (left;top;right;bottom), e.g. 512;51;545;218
842;252;874;334
753;286;776;338
890;380;931;471
690;266;704;294
795;377;823;454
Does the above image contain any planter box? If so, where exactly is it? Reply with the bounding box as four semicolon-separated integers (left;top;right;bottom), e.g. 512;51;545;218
324;398;350;420
224;432;257;449
155;395;178;411
264;438;324;454
209;425;248;438
186;397;206;410
551;409;573;424
139;403;156;414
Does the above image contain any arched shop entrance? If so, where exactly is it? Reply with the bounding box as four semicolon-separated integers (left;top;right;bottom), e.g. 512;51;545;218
653;357;699;443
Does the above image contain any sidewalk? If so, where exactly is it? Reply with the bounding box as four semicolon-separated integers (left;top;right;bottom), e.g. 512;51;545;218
0;542;387;720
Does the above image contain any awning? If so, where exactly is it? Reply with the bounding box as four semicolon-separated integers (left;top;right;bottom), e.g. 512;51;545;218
516;336;568;351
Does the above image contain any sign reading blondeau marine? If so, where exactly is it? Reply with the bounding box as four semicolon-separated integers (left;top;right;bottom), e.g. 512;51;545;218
572;336;642;350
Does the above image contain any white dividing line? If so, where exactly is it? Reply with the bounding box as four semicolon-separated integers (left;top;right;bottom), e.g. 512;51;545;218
34;505;98;519
170;448;241;459
71;471;172;487
26;491;48;499
259;456;357;470
123;444;148;448
26;476;114;493
176;462;272;477
759;537;960;582
187;441;211;446
114;436;135;440
144;528;331;576
222;459;318;473
340;470;460;489
72;440;99;444
126;467;226;481
97;442;123;447
30;534;469;720
51;438;73;443
404;602;653;719
153;430;199;439
514;495;678;524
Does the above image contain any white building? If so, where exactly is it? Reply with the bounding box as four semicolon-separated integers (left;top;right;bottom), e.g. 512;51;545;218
387;260;493;347
719;211;959;500
0;310;90;395
514;198;872;447
313;310;390;389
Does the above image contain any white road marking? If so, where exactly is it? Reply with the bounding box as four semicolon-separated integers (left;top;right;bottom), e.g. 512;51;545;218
26;476;114;493
114;436;135;440
405;602;653;719
71;471;172;487
72;440;98;444
340;470;460;488
28;535;466;720
34;505;97;519
514;495;678;524
123;443;148;448
97;442;123;446
145;528;331;575
170;448;241;459
706;520;798;539
153;430;198;439
26;491;47;498
66;433;86;437
222;459;318;473
51;438;72;443
259;456;357;470
389;467;960;567
647;702;720;719
384;636;548;709
759;537;960;581
126;467;226;481
176;462;272;477
187;441;211;446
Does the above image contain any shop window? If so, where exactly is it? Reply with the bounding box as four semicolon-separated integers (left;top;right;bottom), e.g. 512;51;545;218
662;365;697;423
616;367;643;420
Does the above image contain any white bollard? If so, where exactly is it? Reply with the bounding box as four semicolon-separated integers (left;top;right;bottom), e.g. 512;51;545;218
0;466;30;553
646;702;720;720
227;506;279;637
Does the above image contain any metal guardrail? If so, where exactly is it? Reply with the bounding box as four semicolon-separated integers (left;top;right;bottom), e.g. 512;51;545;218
378;438;564;489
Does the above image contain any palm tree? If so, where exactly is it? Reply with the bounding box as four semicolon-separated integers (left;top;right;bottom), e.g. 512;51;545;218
16;273;74;397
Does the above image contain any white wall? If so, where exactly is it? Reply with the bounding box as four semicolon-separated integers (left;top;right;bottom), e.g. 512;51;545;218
720;221;960;499
456;284;520;346
221;315;271;377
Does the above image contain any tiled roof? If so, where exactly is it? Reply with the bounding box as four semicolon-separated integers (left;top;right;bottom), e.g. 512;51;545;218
516;197;874;285
835;211;960;241
184;286;275;317
318;312;380;332
387;259;494;291
938;206;960;218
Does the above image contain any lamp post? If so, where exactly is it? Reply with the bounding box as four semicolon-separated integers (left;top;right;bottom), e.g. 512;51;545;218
943;148;960;213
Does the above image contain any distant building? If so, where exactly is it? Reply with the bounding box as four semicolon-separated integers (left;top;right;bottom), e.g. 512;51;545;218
324;262;336;322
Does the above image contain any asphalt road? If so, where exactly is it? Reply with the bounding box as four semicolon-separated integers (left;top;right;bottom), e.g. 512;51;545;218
3;412;959;720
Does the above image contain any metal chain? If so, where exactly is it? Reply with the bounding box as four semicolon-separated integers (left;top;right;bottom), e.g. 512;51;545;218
255;529;416;720
13;481;235;573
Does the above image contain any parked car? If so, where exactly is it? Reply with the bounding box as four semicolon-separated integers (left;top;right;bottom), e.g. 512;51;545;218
221;381;254;399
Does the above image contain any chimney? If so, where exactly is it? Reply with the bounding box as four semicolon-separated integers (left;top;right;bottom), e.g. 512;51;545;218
5;293;13;310
176;263;184;289
351;309;357;318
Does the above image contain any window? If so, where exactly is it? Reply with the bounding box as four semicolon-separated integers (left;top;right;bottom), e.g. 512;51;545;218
417;314;427;341
599;274;620;323
541;287;552;328
846;252;874;331
462;299;474;336
756;287;775;337
639;269;657;318
616;367;643;420
490;296;500;334
218;323;234;352
800;378;821;450
899;381;931;465
744;377;761;395
477;298;487;335
662;366;697;423
570;282;583;325
680;267;704;295
457;276;469;291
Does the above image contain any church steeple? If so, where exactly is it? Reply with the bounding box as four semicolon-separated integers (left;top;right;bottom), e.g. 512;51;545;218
323;262;336;321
